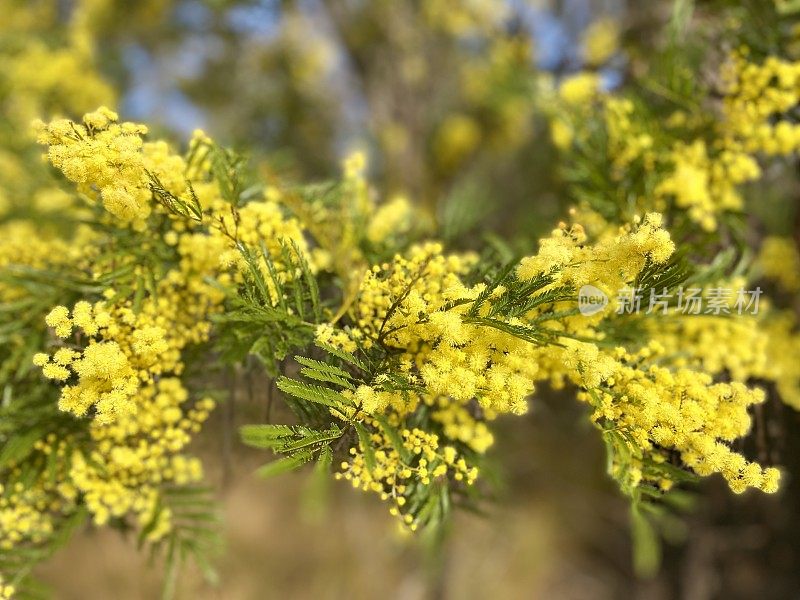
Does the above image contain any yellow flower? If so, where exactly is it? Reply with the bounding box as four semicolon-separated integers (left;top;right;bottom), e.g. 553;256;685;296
582;18;620;66
559;72;601;106
45;305;72;338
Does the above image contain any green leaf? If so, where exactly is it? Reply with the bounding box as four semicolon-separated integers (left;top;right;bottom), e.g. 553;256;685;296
464;259;518;317
255;450;315;478
295;355;357;390
239;424;312;448
314;342;367;371
294;356;355;381
374;415;411;463
241;423;343;453
462;316;550;344
276;376;352;409
146;170;202;222
0;427;44;468
669;0;695;42
631;502;662;578
279;427;342;452
298;366;356;390
354;422;377;474
143;486;222;600
302;445;334;521
290;239;322;321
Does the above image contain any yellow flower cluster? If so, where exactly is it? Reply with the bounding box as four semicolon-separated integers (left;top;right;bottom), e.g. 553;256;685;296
329;241;537;522
0;436;77;552
764;313;800;410
25;107;329;558
348;242;474;343
434;114;482;171
31;285;218;537
429;396;494;453
341;218;662;404
0;222;95;301
721;52;800;156
558;72;601;106
656;140;760;231
565;342;779;494
26;255;216;541
1;385;212;551
0;481;56;551
518;213;674;309
655;52;800;230
333;214;717;520
758;236;800;293
604;97;655;177
581;18;620;66
0;0;114;130
502;212;781;495
336;419;478;529
551;49;800;232
36;288;205;424
36;108;318;283
70;379;213;532
34;107;199;224
549;116;574;151
7;40;114;125
646;314;770;384
344;385;414;417
351;242;542;415
633;301;800;420
210;192;316;304
366;195;413;244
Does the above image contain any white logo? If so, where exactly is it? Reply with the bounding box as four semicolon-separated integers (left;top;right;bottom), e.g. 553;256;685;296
578;285;608;316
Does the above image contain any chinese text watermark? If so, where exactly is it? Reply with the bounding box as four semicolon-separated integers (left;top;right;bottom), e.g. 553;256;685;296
578;286;762;316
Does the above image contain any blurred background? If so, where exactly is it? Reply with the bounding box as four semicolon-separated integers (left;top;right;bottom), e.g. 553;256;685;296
13;0;800;597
